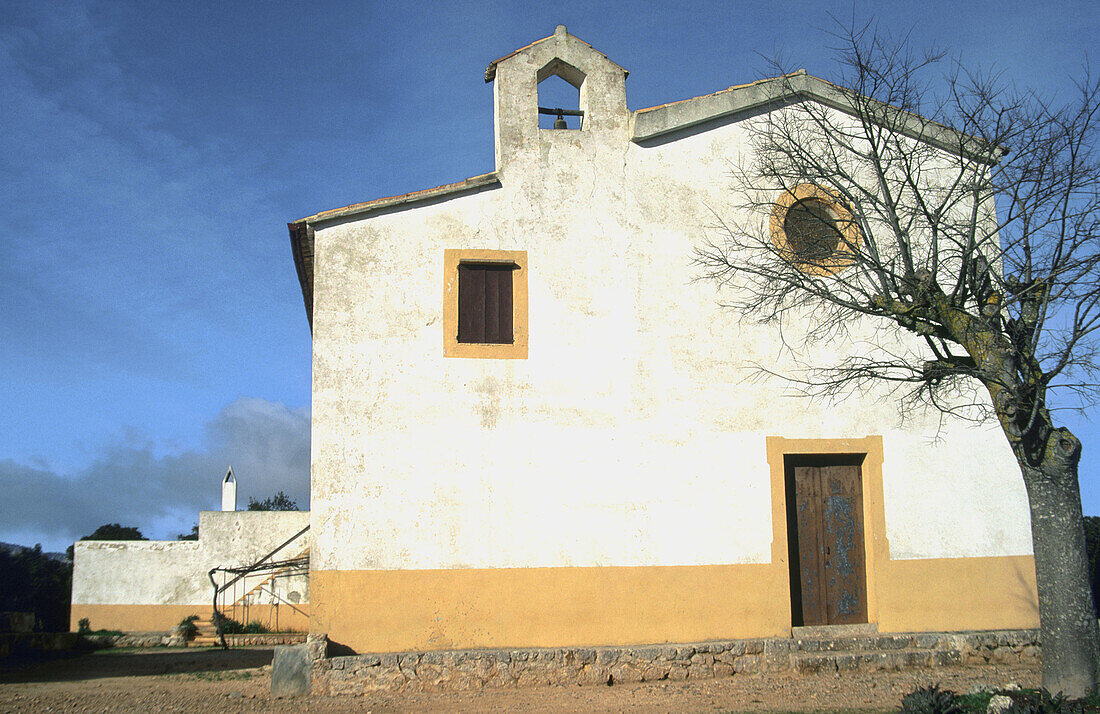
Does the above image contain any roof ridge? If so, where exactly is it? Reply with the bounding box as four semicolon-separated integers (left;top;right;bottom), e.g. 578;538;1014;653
634;70;807;115
290;172;499;227
630;69;996;162
484;26;627;83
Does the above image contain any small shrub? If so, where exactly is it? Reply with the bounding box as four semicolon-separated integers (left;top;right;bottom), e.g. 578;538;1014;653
77;617;91;634
210;612;273;635
178;614;199;639
1002;689;1088;714
900;684;965;714
211;612;272;635
212;612;244;634
242;621;270;634
956;692;995;714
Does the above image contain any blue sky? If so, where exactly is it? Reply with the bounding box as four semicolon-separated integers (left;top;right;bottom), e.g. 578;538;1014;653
1;1;1097;551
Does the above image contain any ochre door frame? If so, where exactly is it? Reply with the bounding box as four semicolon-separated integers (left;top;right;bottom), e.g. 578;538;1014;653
766;435;888;630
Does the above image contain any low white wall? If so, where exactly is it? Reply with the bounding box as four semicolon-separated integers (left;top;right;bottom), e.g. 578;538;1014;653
72;510;309;606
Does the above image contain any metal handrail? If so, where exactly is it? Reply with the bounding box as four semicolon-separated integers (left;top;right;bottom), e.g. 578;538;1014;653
253;581;309;619
212;525;309;595
207;524;310;649
221;556;308;612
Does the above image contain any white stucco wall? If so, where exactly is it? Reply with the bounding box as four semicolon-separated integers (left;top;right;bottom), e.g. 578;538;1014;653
72;510;310;606
308;32;1032;574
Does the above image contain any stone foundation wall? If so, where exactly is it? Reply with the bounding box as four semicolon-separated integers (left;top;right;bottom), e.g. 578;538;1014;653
114;632;169;648
219;633;308;647
310;629;1040;695
81;631;309;649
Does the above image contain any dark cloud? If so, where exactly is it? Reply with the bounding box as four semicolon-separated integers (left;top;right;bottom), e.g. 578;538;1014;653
0;397;309;551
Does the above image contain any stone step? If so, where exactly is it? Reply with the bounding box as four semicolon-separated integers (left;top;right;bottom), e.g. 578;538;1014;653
792;623;878;639
190;619;220;646
787;632;942;654
792;647;962;674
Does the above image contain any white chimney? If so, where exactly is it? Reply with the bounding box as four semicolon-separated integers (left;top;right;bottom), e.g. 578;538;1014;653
221;467;237;511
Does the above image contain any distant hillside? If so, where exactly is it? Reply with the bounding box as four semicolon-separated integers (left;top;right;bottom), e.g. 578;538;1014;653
0;541;68;563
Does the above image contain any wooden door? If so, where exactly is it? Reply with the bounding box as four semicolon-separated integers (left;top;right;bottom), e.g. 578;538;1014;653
788;459;867;626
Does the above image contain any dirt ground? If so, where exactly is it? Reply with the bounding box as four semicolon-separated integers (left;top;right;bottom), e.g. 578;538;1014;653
0;646;1040;713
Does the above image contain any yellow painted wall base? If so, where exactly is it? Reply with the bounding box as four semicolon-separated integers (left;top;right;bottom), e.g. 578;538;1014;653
70;603;310;634
73;561;1035;644
310;555;1038;654
71;604;211;633
311;564;790;653
877;555;1038;633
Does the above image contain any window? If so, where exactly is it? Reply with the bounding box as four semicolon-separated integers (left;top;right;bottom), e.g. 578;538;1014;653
443;249;528;359
770;184;861;275
783;198;843;263
458;263;514;344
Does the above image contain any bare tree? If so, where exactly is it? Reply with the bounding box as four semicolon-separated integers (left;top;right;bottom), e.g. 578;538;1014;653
697;23;1100;695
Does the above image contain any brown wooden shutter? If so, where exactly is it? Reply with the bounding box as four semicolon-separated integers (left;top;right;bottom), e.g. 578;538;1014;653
494;266;513;342
458;264;514;344
458;265;485;343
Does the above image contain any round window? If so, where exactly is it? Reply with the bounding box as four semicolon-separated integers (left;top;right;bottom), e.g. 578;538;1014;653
770;185;860;275
783;198;843;264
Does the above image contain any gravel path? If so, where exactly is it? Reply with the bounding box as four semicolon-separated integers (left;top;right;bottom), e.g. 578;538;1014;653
0;647;1040;712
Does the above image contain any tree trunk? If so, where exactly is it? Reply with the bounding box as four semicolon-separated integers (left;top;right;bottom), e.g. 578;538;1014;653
1021;428;1100;697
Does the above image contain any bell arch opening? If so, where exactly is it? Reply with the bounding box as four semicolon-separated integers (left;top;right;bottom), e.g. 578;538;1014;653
537;58;585;130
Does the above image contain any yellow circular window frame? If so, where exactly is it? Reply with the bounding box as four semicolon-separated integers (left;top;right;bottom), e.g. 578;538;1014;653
769;184;861;276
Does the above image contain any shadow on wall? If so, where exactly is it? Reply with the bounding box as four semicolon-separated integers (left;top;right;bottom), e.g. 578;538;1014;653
325;639;356;657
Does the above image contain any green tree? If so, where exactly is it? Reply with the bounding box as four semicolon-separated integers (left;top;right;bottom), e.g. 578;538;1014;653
82;524;146;541
176;523;199;541
66;523;147;560
247;491;299;511
0;544;72;631
697;23;1100;694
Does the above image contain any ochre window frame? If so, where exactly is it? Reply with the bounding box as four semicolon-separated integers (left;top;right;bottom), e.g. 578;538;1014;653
443;249;528;359
770;184;861;276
